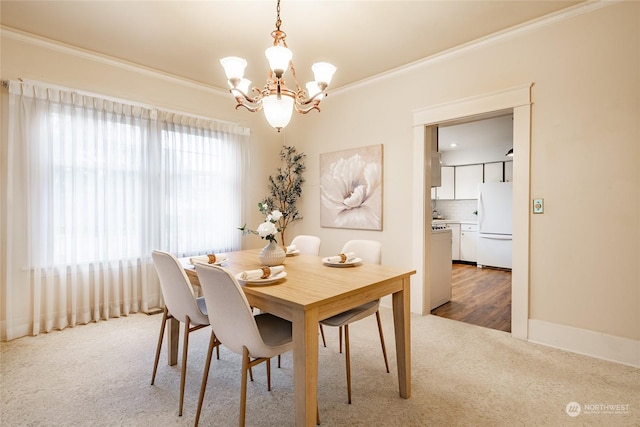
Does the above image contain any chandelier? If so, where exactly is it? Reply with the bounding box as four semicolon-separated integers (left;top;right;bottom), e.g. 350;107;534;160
219;0;336;131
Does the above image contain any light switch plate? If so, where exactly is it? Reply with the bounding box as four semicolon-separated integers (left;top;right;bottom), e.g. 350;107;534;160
533;198;544;214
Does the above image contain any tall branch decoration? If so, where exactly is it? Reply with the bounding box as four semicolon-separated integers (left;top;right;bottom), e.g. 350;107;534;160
262;145;306;245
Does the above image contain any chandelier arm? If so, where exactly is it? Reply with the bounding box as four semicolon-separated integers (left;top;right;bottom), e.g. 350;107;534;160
294;92;322;114
294;102;321;114
296;91;325;106
294;92;325;115
234;97;263;113
230;87;264;112
235;103;262;113
231;86;262;100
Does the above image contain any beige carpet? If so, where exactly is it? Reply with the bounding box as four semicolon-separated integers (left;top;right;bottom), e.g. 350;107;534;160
1;309;638;426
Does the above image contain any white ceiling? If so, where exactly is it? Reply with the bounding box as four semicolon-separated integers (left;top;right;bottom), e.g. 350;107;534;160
1;0;584;92
438;114;514;152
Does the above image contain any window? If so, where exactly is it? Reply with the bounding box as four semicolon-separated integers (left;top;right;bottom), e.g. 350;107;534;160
4;80;249;336
38;106;246;267
48;108;149;265
158;124;246;256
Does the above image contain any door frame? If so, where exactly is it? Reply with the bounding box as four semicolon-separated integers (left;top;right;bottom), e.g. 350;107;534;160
411;83;532;339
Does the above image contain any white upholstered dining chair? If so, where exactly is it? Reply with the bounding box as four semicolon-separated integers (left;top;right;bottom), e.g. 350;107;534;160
150;250;220;417
319;239;389;404
289;234;321;255
194;264;293;427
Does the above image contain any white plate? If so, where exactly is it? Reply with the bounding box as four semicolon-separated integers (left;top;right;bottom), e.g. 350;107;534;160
286;249;300;257
235;271;287;285
190;257;228;267
322;257;362;267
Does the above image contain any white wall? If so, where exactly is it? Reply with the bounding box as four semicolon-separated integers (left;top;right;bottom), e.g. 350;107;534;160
284;1;640;356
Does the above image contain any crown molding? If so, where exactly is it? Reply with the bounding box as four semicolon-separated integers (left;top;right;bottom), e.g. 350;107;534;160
333;0;618;95
1;25;228;97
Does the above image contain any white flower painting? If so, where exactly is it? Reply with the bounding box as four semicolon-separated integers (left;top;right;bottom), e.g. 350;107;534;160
320;144;383;230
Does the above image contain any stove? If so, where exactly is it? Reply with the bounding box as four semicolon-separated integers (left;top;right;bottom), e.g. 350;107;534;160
431;223;451;233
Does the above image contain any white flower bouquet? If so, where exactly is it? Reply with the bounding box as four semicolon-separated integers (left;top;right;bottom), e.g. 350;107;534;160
239;202;283;243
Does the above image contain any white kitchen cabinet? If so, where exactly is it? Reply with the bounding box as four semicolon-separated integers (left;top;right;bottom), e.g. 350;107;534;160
505;161;513;182
484;162;504;183
449;223;460;260
459;223;478;262
431;166;455;200
436;166;455;199
455;164;483;199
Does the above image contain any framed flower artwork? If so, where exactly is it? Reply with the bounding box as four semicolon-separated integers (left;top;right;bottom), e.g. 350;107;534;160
319;144;383;230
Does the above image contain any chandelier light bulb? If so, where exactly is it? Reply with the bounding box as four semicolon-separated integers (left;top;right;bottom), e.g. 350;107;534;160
229;78;252;96
239;78;252;94
305;81;323;100
265;46;292;77
312;62;337;85
263;94;294;130
220;56;247;80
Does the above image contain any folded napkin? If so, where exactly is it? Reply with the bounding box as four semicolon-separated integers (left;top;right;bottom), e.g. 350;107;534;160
285;244;297;253
189;254;225;265
325;252;356;263
239;265;285;280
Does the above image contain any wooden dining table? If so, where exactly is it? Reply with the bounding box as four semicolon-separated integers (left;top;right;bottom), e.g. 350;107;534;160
172;249;416;426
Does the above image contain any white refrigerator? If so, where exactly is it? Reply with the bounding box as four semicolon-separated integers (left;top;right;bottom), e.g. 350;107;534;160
477;182;512;269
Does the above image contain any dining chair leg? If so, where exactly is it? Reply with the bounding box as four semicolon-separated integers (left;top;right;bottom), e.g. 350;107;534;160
375;311;390;373
339;326;343;354
319;324;326;347
344;324;352;404
179;315;191;416
317;403;320;425
151;307;168;385
277;354;281;368
240;347;250;427
194;330;218;427
266;357;272;391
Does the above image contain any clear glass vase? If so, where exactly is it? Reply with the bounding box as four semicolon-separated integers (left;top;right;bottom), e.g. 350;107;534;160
259;240;286;266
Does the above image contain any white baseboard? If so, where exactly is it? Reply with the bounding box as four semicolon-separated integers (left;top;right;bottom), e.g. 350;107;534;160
528;319;640;368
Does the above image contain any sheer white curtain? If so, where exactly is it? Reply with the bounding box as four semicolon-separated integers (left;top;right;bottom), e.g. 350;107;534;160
3;80;249;339
157;112;248;255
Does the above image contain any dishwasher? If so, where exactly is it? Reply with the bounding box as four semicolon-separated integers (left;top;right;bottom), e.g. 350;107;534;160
430;225;453;310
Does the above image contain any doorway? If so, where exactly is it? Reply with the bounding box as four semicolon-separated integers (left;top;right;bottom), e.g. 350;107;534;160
430;114;514;333
410;84;532;339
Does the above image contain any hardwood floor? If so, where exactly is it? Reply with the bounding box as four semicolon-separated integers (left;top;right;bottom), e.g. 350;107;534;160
431;263;512;333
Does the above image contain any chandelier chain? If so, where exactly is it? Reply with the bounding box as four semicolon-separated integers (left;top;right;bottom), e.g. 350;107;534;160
275;0;282;31
273;0;300;91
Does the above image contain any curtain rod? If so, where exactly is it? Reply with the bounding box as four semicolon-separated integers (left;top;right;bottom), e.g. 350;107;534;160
3;77;249;132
